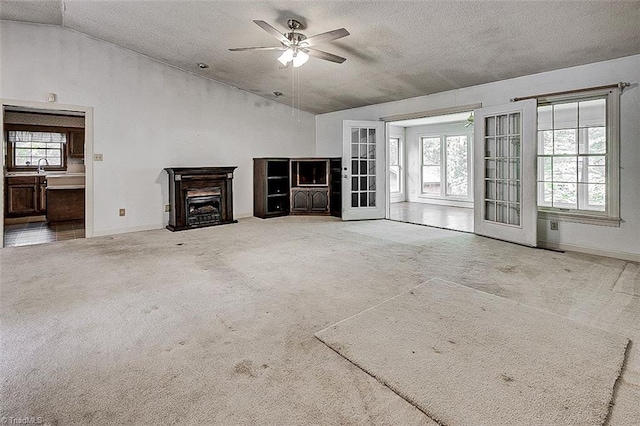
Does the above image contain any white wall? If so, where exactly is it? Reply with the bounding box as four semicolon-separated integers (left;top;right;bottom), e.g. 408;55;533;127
1;21;315;235
405;121;473;207
316;55;640;260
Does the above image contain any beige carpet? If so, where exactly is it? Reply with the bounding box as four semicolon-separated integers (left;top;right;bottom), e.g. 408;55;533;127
1;217;638;425
613;262;640;296
316;278;629;426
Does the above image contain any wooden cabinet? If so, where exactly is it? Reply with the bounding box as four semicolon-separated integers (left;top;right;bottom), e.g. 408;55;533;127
68;130;85;158
254;158;290;218
5;176;46;216
253;157;341;219
329;158;342;217
46;188;84;222
291;188;329;213
290;159;333;216
39;181;47;213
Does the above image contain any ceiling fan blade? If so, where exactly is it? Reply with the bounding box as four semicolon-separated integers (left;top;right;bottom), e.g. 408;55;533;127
306;48;346;64
253;20;290;45
229;46;287;52
301;28;349;47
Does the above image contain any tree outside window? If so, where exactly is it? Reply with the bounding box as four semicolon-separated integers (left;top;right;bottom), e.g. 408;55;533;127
537;98;607;212
421;134;470;199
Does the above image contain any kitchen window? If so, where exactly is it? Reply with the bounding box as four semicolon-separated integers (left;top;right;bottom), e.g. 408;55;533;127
7;130;67;171
536;87;620;225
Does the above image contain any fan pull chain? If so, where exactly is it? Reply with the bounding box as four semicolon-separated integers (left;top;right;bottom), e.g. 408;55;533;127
296;67;301;122
291;64;295;115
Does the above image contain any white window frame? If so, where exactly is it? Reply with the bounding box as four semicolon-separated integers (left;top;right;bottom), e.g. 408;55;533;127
536;88;620;226
7;130;67;171
419;132;473;201
389;133;405;201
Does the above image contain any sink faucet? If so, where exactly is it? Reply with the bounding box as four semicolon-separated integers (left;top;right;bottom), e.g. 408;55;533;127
37;158;49;173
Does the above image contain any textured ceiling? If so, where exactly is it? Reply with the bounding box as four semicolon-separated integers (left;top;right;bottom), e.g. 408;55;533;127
2;1;640;114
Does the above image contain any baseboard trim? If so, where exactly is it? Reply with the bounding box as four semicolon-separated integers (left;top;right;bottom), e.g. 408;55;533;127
92;223;164;237
92;215;254;237
408;198;473;209
235;211;254;219
538;240;640;262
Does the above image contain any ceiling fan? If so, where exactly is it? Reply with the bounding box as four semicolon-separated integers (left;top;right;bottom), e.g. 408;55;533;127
229;19;349;68
464;112;474;128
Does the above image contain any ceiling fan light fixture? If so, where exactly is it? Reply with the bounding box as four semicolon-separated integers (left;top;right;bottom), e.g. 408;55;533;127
292;50;309;68
230;19;349;67
277;49;294;66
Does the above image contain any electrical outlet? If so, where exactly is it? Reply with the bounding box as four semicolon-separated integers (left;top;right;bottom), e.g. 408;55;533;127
94;154;103;161
550;220;558;231
119;208;126;217
165;204;171;212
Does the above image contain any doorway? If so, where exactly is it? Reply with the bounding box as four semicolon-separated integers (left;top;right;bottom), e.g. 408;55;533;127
1;100;94;248
387;111;475;233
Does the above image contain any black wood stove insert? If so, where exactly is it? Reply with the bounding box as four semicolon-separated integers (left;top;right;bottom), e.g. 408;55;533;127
165;167;237;231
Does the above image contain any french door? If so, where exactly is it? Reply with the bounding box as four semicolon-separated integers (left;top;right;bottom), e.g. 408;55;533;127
473;100;538;246
342;120;386;220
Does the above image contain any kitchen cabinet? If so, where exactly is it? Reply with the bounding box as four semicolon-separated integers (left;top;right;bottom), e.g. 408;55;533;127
39;179;47;214
5;175;46;216
46;187;84;222
68;130;85;158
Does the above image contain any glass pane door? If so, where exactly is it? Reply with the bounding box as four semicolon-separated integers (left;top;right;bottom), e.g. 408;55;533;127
483;113;521;226
342;120;386;221
473;100;537;247
350;127;377;208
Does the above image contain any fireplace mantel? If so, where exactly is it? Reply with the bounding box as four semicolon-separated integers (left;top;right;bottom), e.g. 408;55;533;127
165;166;237;231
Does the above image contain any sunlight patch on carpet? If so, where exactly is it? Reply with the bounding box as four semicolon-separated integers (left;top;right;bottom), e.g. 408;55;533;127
316;278;629;426
612;262;640;297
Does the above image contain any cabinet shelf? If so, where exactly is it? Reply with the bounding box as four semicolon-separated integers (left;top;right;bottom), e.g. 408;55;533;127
254;157;341;219
254;158;291;218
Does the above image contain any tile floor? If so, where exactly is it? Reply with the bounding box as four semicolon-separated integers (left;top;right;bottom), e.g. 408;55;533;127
3;215;85;247
389;201;474;233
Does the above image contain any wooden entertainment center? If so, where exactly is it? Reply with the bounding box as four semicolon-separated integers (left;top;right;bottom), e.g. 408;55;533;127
253;158;341;219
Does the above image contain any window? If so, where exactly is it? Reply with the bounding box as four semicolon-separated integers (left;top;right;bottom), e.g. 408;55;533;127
8;130;66;170
421;134;471;199
445;135;469;196
422;137;441;194
389;137;402;193
536;88;620;224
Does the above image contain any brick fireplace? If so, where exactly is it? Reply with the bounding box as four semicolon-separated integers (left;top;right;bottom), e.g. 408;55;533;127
165;167;237;231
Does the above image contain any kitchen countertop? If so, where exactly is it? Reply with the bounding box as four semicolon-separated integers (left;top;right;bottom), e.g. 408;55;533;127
47;185;85;190
5;172;86;177
5;172;45;177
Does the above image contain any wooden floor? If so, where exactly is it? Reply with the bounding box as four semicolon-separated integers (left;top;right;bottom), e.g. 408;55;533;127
389;202;474;233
